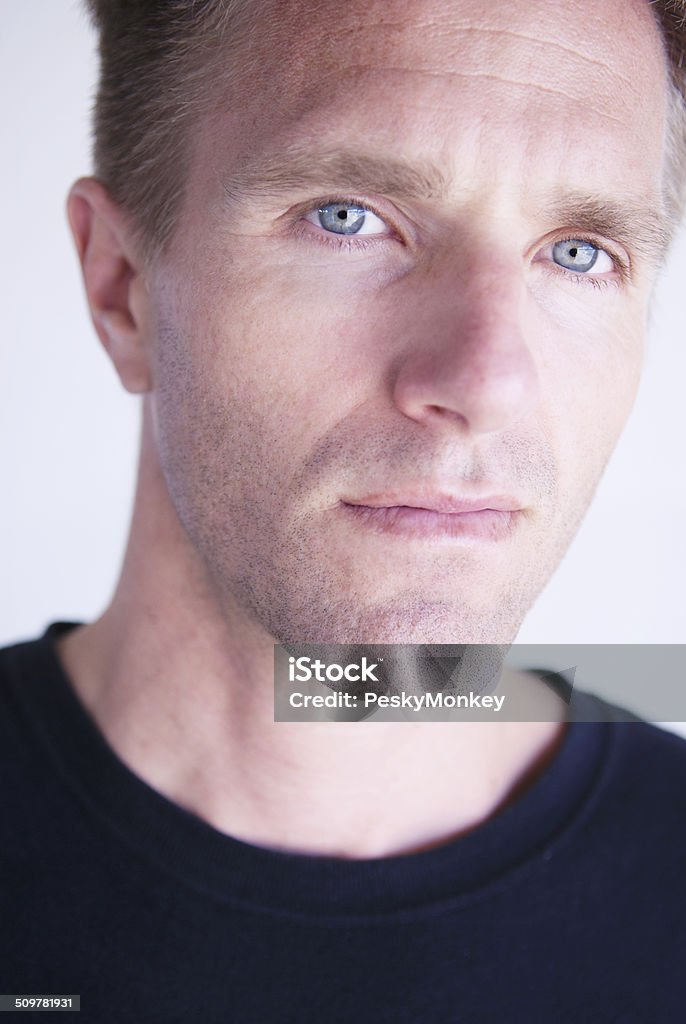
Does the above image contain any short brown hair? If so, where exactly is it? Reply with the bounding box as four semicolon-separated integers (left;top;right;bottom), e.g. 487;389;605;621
85;0;686;261
85;0;255;261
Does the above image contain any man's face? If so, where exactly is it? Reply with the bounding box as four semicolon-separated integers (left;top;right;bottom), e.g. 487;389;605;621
146;0;668;643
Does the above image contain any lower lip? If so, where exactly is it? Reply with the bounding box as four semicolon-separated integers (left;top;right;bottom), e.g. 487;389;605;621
341;504;519;541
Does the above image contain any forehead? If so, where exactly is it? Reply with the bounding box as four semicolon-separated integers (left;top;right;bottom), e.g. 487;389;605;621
266;0;665;101
196;0;669;219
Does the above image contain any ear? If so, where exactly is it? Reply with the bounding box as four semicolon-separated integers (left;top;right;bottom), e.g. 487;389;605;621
67;177;152;394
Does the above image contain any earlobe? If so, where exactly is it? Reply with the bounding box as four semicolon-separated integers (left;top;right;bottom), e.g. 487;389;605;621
67;177;153;395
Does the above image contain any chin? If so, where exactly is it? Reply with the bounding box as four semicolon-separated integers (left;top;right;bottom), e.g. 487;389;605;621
271;596;526;646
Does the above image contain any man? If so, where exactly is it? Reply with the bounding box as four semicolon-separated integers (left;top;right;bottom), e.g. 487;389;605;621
1;0;685;1020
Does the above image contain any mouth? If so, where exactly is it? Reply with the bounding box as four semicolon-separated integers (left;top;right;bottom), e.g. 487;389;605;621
340;492;524;542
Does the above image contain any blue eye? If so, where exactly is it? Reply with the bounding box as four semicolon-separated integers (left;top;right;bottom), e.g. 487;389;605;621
305;201;390;237
318;202;366;234
553;239;606;273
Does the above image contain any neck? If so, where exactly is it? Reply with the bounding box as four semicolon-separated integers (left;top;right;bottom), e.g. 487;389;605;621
56;405;566;859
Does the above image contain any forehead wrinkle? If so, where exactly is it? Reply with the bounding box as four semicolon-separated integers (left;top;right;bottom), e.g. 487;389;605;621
277;64;629;128
381;66;628;125
223;56;629;209
415;24;638;91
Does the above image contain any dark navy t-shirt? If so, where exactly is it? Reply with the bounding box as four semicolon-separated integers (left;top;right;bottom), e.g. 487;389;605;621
1;622;685;1022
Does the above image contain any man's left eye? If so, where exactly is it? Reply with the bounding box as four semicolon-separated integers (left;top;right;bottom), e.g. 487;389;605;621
304;201;389;236
552;239;614;274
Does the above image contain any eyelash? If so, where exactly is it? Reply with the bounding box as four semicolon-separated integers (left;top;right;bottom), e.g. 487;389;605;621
292;195;629;288
550;237;628;289
294;193;396;253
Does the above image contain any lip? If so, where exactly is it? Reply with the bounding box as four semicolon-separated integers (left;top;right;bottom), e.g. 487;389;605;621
340;493;524;542
345;492;523;514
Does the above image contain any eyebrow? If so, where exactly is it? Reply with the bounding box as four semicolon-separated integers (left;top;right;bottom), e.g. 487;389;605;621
535;192;671;269
223;143;449;204
223;143;671;267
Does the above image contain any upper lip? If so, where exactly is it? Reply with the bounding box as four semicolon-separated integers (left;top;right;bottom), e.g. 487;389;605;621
343;492;524;514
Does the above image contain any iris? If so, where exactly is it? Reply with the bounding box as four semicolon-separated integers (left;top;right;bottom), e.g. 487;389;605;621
317;202;367;235
553;239;598;272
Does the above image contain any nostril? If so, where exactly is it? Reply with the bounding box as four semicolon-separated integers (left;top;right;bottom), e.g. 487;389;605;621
426;404;467;423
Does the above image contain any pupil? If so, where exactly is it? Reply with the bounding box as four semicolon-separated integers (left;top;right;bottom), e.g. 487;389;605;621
337;210;347;220
569;247;578;258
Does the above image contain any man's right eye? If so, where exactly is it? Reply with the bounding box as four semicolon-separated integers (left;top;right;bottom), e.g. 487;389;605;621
303;201;391;237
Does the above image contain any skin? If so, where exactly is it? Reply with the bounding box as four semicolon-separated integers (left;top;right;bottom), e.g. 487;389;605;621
59;0;669;857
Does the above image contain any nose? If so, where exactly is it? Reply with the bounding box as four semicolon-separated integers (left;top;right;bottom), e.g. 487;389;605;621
391;263;538;436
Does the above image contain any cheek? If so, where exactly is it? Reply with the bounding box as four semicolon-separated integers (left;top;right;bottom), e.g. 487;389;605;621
184;259;393;440
529;295;644;497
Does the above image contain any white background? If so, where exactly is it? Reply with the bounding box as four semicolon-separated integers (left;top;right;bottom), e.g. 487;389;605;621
1;3;684;729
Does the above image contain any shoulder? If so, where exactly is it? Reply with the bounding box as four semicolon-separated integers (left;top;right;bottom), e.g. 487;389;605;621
578;688;686;789
609;715;686;790
582;714;686;857
0;627;54;689
0;622;83;734
561;687;686;796
542;685;686;854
